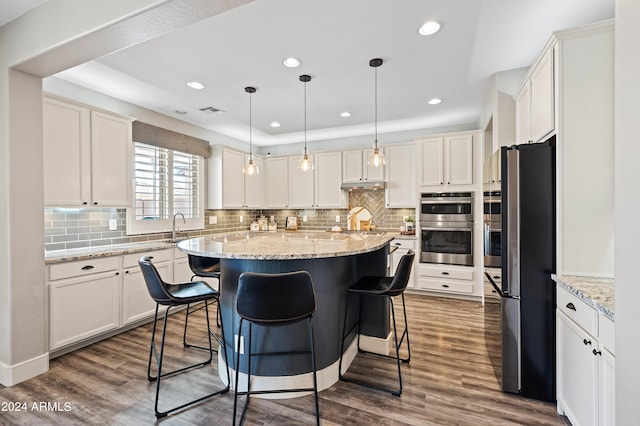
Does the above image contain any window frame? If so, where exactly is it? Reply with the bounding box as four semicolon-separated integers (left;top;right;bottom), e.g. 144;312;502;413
126;142;205;235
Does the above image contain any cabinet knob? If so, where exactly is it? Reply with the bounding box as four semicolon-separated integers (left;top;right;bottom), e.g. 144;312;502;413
81;265;94;271
441;272;450;276
566;302;576;311
83;202;88;205
442;284;450;288
93;202;98;205
583;339;592;346
592;349;602;356
115;272;120;276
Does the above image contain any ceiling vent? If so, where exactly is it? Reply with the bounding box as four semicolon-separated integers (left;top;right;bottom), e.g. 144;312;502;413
199;106;223;114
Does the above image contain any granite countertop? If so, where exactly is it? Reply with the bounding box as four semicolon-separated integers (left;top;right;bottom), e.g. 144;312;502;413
177;231;394;260
554;274;615;321
45;240;175;264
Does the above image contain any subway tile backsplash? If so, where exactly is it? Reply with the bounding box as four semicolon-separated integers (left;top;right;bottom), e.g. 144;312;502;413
44;191;416;251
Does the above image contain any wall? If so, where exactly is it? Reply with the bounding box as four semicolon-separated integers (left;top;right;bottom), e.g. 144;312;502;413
614;0;640;422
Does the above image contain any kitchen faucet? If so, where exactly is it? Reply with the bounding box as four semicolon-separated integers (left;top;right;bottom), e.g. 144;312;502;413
172;212;186;241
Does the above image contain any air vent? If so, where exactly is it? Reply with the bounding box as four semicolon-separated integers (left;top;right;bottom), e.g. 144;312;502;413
199;106;223;114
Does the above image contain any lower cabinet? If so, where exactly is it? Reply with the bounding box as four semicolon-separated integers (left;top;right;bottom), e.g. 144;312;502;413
390;239;416;289
417;263;474;295
556;285;615;426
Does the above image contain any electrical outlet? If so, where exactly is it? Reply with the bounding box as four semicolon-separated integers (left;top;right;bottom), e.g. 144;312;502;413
234;335;245;354
335;215;340;223
303;215;308;222
239;215;244;223
209;216;217;225
108;219;117;231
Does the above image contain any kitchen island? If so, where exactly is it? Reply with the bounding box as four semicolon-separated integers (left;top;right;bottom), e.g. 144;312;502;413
177;231;394;395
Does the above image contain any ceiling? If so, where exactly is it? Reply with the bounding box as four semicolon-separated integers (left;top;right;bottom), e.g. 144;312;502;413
29;0;616;146
0;0;47;27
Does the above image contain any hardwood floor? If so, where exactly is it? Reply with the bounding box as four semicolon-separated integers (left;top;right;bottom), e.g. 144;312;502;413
0;294;566;425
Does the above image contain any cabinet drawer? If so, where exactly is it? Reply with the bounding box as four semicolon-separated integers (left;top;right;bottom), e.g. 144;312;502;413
49;256;120;281
390;239;416;250
419;277;473;294
557;286;597;336
123;249;173;268
173;247;188;260
599;313;615;355
419;264;473;281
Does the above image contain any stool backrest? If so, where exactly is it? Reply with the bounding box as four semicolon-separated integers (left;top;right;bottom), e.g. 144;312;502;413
138;255;172;304
188;255;221;276
388;250;415;296
237;271;316;325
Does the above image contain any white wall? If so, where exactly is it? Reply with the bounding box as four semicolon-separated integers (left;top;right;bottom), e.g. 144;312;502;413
0;0;250;386
614;0;640;422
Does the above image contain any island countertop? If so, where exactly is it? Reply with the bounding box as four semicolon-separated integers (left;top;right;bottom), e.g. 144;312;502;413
177;231;394;260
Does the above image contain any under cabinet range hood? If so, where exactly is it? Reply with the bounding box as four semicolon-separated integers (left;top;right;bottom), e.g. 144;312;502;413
340;181;386;191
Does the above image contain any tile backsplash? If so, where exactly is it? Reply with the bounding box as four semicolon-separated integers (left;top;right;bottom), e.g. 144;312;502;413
44;190;416;251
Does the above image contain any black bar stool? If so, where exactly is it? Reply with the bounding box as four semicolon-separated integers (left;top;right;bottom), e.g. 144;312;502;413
138;255;230;418
232;271;320;426
338;250;415;396
184;255;222;350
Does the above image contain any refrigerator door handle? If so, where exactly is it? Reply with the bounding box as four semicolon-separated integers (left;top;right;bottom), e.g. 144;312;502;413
505;148;521;297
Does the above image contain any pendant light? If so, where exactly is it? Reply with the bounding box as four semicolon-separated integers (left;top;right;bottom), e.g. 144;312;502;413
244;86;259;176
298;74;314;172
368;58;385;167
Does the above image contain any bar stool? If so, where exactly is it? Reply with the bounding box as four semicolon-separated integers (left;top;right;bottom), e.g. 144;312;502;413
184;255;222;350
232;271;320;426
338;250;415;396
138;255;230;418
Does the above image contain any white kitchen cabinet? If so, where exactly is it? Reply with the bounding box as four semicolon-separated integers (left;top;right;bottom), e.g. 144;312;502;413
288;155;315;208
390;239;416;288
208;146;264;209
122;249;172;325
43;96;132;207
342;149;385;183
48;256;121;350
385;145;416;208
173;248;194;283
314;151;345;208
556;285;615;426
265;156;289;208
417;263;474;295
515;47;555;144
418;133;473;188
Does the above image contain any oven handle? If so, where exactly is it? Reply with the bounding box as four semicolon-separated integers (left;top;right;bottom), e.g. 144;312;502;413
420;199;472;205
421;225;473;232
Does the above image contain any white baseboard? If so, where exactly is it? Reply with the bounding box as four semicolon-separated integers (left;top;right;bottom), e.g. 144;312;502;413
218;337;362;399
0;353;49;386
358;332;392;356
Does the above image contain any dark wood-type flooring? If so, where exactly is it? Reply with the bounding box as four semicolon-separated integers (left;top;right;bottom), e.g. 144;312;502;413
0;294;566;425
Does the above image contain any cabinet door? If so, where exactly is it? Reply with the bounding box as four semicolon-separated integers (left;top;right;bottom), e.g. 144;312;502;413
90;111;132;206
244;155;264;208
288;155;315;208
43;98;91;206
391;241;416;288
221;148;246;208
122;262;170;325
49;271;120;350
556;311;598;426
419;138;444;186
599;348;615;426
314;152;344;208
531;47;555;143
342;150;364;182
385;145;415;207
515;83;531;144
445;134;473;185
265;157;289;208
364;150;385;181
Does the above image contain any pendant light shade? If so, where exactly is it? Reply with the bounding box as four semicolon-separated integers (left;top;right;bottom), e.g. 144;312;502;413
244;86;259;176
368;58;385;167
298;74;314;172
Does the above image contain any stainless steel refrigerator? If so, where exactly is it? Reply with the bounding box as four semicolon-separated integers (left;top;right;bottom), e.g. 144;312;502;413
485;138;556;402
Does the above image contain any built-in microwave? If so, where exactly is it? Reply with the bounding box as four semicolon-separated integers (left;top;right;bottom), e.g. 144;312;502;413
420;192;473;223
420;221;473;266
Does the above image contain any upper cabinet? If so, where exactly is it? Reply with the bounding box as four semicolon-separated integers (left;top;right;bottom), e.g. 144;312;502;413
265;156;289;208
43;96;133;207
288;155;315;208
515;47;555;144
418;133;473;188
208;146;264;209
314;152;345;208
342;149;384;183
385;144;416;208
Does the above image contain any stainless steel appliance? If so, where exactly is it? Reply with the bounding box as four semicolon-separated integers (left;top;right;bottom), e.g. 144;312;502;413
484;139;556;402
420;192;473;266
483;191;501;267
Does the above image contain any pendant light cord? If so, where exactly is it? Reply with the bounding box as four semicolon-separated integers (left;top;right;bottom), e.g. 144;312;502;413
304;78;307;155
249;91;253;160
374;64;378;148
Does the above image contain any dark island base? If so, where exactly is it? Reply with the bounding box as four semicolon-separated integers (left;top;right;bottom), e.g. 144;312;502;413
217;246;390;392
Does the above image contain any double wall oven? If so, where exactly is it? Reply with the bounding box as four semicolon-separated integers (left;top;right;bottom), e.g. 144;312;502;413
420;192;473;266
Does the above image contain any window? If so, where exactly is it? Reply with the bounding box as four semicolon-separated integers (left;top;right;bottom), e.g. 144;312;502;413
127;142;204;235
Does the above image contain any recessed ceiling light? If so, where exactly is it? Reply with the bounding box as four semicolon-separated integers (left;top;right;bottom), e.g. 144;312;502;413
186;81;205;90
282;57;301;68
175;110;187;115
270;121;281;127
418;21;441;36
428;98;443;105
340;112;352;117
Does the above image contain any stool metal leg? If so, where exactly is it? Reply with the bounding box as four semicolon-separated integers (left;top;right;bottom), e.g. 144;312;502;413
308;317;320;426
183;299;222;352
